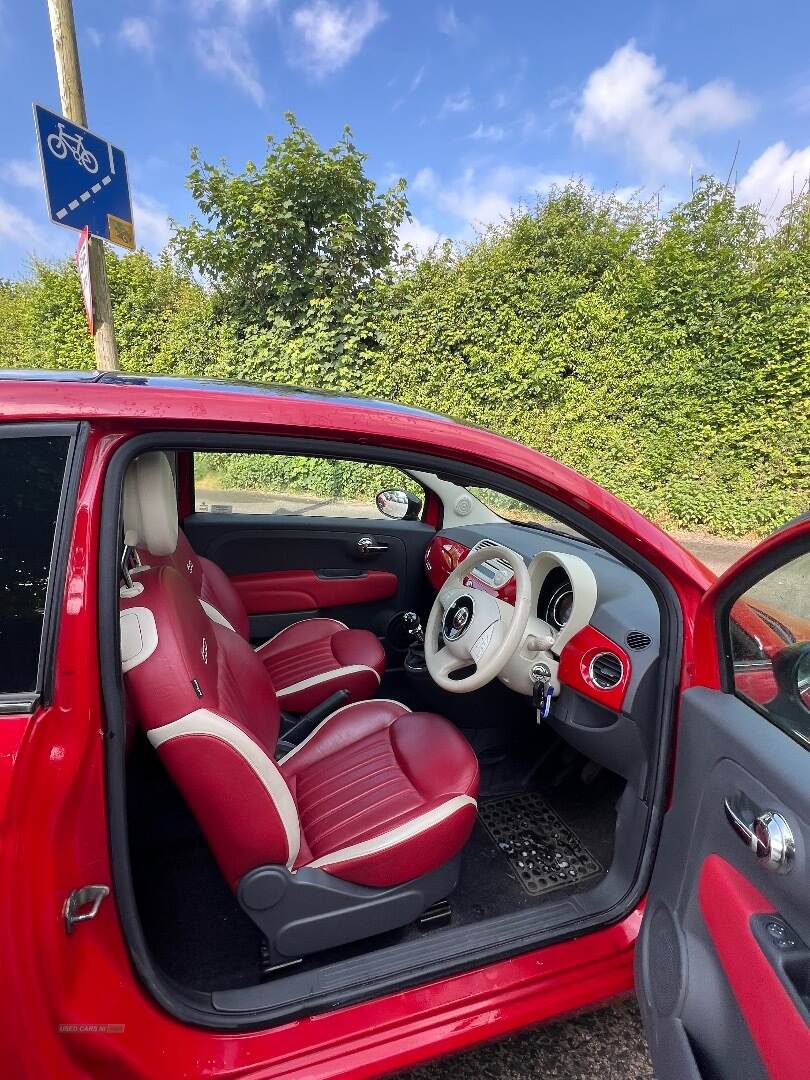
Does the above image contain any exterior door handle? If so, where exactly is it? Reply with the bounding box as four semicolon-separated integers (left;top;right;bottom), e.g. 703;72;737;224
64;884;109;933
356;536;388;556
724;798;795;874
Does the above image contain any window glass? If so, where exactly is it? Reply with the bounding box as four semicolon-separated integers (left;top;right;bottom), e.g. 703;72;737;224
730;551;810;748
468;486;588;541
0;434;71;694
194;452;422;520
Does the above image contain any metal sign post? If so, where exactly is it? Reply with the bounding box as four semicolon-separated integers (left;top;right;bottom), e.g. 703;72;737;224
45;0;122;371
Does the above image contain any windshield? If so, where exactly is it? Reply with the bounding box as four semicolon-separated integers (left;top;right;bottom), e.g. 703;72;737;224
468;487;590;542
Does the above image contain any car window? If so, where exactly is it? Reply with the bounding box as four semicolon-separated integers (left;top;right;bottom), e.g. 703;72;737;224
0;432;72;696
194;452;422;520
729;551;810;748
468;486;588;541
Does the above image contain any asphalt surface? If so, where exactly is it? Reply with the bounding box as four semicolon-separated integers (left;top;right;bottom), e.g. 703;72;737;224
397;998;655;1080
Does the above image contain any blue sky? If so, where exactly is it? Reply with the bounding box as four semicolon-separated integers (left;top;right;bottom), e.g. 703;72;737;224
2;0;810;279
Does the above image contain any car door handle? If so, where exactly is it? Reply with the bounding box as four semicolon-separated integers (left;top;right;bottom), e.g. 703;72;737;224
724;798;795;874
356;536;388;556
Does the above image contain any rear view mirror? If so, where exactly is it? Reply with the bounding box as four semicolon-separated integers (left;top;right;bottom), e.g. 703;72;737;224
376;489;422;521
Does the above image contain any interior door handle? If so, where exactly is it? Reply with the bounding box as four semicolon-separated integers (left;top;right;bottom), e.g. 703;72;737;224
356;536;388;556
724;798;795;874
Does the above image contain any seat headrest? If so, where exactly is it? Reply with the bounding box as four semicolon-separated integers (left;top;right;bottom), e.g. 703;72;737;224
122;452;178;557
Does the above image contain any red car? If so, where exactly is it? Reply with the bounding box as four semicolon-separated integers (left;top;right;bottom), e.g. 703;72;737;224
1;369;808;1080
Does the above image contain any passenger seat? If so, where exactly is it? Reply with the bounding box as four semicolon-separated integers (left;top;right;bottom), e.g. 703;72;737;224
123;453;386;712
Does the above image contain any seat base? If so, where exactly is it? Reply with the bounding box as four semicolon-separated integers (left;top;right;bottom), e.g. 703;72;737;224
238;857;462;965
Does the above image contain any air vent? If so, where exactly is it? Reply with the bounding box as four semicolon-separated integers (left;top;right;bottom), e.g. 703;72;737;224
472;539;497;553
589;651;624;690
626;631;652;651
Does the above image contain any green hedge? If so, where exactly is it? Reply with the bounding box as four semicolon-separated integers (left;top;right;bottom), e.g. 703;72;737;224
2;180;808;538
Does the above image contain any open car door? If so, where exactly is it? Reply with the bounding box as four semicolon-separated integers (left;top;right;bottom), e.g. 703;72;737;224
637;514;810;1080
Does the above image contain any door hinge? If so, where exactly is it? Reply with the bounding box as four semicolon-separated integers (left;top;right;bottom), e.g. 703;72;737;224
64;884;109;934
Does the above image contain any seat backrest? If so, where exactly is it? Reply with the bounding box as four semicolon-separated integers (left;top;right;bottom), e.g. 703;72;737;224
123;454;250;640
173;530;250;640
120;453;300;887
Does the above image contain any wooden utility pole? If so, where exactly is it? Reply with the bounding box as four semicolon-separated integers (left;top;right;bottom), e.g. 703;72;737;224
46;0;119;370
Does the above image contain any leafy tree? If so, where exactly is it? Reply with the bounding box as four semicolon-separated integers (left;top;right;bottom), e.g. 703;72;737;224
0;252;237;378
2;175;808;538
171;114;408;335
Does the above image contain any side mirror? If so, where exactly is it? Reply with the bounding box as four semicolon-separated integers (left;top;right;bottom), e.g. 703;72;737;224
376;488;422;521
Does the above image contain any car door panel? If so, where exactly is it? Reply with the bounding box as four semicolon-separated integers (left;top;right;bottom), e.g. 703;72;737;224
637;686;810;1079
637;516;810;1080
183;512;434;639
230;568;399;613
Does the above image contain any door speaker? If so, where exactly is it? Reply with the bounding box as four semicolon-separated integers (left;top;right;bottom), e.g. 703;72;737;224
647;902;685;1016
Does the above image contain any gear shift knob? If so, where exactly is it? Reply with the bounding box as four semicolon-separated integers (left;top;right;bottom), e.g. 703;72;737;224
402;610;424;643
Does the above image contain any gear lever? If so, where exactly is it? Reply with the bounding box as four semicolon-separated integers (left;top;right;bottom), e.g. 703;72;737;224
402;610;424;644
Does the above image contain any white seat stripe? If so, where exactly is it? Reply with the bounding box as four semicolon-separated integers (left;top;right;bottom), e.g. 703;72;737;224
254;617;349;654
120;607;159;672
275;664;380;699
148;709;300;868
308;795;477;870
278;698;412;764
199;599;235;633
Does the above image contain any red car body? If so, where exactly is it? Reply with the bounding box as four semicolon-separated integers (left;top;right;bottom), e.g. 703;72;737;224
0;372;790;1079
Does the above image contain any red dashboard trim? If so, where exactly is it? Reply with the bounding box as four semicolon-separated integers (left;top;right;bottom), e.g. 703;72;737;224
425;536;469;592
231;569;398;614
425;536;517;603
557;625;631;711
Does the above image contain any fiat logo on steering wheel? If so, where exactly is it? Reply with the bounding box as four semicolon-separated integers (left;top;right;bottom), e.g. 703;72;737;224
453;608;470;632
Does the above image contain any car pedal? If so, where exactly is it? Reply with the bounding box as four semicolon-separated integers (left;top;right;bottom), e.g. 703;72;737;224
417;899;452;930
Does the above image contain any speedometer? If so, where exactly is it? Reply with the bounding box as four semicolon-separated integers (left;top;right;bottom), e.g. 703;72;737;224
546;584;573;630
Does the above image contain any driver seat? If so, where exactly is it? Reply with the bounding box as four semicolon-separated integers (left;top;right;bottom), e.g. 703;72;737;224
119;453;479;963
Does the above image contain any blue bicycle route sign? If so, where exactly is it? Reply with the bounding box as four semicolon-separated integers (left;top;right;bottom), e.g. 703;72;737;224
33;103;135;250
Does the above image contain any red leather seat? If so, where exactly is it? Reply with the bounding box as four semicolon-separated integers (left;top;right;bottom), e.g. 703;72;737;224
281;699;479;887
120;453;479;901
124;455;386;711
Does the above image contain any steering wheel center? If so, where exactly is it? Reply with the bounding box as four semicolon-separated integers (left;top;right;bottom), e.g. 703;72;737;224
443;595;474;642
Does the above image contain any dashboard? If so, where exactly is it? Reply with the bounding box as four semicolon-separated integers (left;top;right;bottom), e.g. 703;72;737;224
424;523;662;719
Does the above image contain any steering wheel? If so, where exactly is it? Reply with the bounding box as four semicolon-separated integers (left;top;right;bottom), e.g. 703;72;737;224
425;544;531;693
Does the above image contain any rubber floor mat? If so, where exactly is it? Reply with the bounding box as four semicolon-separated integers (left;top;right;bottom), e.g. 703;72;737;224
478;792;603;897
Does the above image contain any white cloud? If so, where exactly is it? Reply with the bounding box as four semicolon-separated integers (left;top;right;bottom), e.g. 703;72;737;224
436;5;472;40
132;193;173;253
398;215;443;255
195;0;277;21
737;142;810;216
412;164;569;233
440;88;472;115
291;0;384;78
574;40;754;174
2;158;40;190
193;27;265;104
87;27;103;48
469;122;506;142
410;65;425;92
0;195;49;252
119;17;156;57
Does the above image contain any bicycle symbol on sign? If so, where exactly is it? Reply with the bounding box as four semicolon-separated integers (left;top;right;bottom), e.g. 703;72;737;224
47;122;98;175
